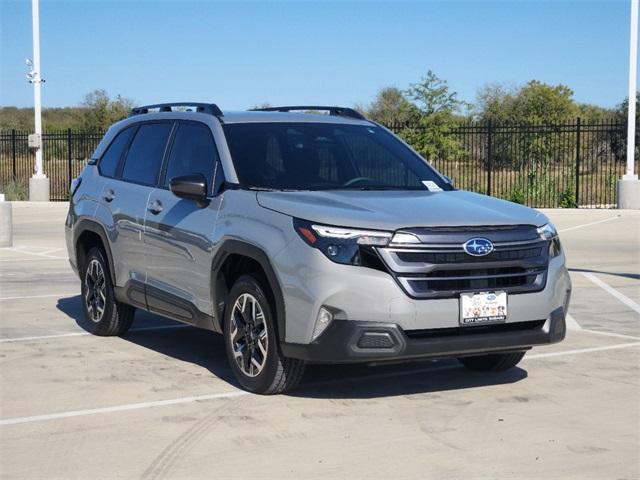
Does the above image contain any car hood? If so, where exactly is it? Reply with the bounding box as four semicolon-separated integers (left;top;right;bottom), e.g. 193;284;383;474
256;190;548;231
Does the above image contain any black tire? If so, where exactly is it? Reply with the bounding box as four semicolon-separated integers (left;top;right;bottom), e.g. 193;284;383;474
458;351;526;372
80;246;135;336
223;274;305;394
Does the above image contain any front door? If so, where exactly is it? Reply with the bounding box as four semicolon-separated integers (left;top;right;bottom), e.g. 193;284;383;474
143;121;225;325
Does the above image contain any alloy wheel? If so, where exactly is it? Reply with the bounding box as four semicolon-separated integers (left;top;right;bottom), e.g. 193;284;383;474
229;293;269;377
84;259;107;323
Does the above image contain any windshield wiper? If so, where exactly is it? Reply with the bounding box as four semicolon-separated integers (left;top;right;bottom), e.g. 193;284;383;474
306;185;425;191
246;186;304;192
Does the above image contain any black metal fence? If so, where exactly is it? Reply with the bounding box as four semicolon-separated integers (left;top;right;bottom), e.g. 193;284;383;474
387;119;633;208
0;119;634;206
0;129;104;201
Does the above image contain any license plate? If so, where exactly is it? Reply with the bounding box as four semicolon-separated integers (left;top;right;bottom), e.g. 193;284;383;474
460;291;507;326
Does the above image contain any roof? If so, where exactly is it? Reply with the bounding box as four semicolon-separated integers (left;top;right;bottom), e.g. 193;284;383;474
220;110;373;125
126;103;373;126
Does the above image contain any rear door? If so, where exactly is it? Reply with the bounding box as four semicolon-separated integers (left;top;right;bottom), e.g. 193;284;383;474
102;121;173;295
144;121;225;324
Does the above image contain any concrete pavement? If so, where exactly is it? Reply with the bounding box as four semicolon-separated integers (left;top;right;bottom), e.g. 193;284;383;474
0;203;638;479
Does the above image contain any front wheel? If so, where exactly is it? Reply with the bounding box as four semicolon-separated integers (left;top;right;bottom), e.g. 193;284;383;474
80;247;135;336
458;351;526;372
223;274;305;394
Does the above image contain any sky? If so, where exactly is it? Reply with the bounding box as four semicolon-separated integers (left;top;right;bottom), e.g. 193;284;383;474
0;0;637;110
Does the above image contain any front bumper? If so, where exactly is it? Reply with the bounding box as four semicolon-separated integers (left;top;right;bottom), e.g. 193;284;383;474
281;306;566;364
275;228;572;345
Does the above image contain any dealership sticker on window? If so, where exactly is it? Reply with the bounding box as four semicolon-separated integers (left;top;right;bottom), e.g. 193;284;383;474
422;180;443;192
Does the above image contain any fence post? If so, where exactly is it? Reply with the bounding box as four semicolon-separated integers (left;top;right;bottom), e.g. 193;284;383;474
11;129;17;180
67;129;73;192
575;117;581;207
486;120;493;196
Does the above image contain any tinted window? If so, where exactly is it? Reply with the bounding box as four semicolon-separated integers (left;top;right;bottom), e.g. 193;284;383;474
164;123;219;193
99;127;134;177
121;123;173;185
343;134;422;186
223;123;450;191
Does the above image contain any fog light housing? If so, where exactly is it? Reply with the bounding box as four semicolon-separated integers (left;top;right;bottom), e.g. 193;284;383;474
312;307;333;341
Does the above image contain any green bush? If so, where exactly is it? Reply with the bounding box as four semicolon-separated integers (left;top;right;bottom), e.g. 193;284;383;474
508;187;525;204
1;180;28;201
558;188;577;208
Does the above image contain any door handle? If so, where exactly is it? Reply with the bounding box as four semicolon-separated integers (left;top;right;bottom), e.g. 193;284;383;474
103;189;115;202
147;199;163;215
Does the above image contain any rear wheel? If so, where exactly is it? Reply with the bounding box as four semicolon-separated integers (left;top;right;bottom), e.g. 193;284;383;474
458;351;526;372
223;274;305;394
81;247;135;336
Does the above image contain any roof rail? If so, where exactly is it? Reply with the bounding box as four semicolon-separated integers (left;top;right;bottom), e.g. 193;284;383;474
129;103;223;117
251;105;367;121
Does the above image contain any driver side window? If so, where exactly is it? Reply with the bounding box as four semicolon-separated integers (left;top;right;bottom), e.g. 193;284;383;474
164;122;219;194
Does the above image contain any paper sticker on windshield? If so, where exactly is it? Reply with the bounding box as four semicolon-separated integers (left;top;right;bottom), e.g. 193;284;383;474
422;181;443;192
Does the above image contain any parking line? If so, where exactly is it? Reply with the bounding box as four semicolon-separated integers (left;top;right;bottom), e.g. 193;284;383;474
566;313;640;339
1;342;639;427
565;313;582;330
0;246;68;260
525;342;640;359
0;257;68;263
558;216;619;233
37;248;65;255
0;391;249;426
0;324;190;344
581;272;640;314
0;293;78;301
578;328;640;341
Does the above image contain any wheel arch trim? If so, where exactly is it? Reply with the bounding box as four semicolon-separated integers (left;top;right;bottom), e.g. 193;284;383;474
211;239;286;342
73;219;117;285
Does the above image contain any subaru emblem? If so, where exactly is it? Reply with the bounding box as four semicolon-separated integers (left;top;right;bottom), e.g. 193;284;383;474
463;237;494;256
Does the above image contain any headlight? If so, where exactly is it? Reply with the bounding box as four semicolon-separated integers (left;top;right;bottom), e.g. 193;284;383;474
293;218;392;266
537;223;557;240
537;223;562;257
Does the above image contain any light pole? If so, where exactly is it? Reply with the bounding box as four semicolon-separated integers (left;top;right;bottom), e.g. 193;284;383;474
618;0;640;209
27;0;49;201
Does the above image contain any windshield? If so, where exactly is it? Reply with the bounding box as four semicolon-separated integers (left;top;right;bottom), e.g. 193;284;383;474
222;122;452;191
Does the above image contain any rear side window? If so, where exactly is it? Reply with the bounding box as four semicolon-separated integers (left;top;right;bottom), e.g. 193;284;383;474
98;127;134;177
121;123;173;185
163;123;219;193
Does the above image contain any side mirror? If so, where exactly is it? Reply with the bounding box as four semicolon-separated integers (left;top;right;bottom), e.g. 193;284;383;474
169;174;208;206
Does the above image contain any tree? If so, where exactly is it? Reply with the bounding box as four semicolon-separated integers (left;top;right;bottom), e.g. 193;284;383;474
0;106;84;130
400;71;464;162
576;103;614;122
475;81;581;172
475;80;577;124
81;89;134;131
474;83;515;122
365;87;419;125
405;70;463;116
611;92;640;163
250;102;272;109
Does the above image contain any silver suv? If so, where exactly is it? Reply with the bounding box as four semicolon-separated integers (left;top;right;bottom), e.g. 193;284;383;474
65;103;571;394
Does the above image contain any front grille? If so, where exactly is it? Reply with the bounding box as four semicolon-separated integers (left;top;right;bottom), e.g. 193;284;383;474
395;247;542;264
377;225;549;299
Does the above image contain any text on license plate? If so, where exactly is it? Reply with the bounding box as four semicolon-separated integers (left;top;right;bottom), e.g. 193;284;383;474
460;291;507;325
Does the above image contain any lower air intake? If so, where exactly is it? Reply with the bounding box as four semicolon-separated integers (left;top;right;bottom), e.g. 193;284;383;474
357;332;396;349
